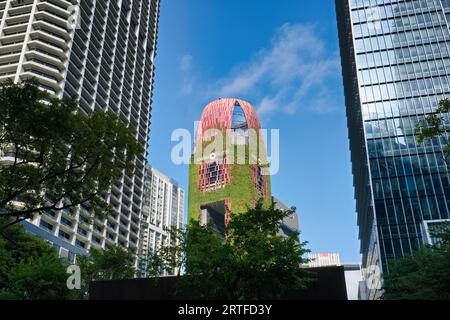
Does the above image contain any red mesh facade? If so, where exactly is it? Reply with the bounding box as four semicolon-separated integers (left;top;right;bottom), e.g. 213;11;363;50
198;160;230;191
196;98;266;193
251;164;268;196
196;98;262;140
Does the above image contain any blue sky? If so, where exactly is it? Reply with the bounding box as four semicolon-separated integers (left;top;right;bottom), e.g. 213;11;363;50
149;0;360;263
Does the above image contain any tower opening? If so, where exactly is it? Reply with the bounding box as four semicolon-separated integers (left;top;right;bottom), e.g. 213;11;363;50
231;102;248;130
199;160;229;192
231;102;249;145
200;200;226;236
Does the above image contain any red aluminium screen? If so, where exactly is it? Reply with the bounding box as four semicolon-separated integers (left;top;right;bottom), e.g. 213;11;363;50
196;99;267;195
196;98;262;141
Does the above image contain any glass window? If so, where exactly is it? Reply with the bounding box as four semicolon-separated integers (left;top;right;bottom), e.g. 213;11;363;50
231;102;248;130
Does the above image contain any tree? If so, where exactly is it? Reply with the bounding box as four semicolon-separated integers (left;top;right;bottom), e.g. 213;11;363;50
76;246;136;299
383;226;450;300
0;79;141;225
147;225;186;278
416;98;450;168
4;253;72;300
0;219;72;300
149;200;313;300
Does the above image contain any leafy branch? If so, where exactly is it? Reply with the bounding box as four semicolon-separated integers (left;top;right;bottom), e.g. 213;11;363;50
415;98;450;169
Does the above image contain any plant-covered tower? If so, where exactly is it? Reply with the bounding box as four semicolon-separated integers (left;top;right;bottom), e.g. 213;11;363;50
188;98;272;234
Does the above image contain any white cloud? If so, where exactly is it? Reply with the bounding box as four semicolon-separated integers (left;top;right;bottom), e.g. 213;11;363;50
257;96;280;115
211;23;341;116
180;82;193;95
179;54;193;73
179;54;194;95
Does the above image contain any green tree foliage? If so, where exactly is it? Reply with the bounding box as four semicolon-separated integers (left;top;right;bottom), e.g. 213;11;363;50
383;226;450;300
0;220;136;300
147;226;186;278
0;220;72;300
76;246;135;299
0;79;141;223
149;200;313;300
416;98;450;168
147;251;167;278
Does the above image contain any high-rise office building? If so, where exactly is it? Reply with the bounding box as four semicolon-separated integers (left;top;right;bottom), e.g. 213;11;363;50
0;0;160;262
188;98;272;234
138;165;184;277
336;0;450;299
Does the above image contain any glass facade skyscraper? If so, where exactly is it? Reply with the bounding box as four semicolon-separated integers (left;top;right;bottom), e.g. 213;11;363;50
336;0;450;299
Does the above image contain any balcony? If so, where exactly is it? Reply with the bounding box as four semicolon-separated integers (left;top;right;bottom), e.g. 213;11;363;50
105;234;116;245
2;19;27;33
59;217;74;231
91;234;103;246
5;12;30;26
29;29;69;51
118;229;128;241
25;50;64;68
58;229;72;242
27;39;67;60
0;62;18;77
33;12;66;32
20;70;61;93
42;209;57;220
7;8;32;22
22;60;64;80
36;1;71;19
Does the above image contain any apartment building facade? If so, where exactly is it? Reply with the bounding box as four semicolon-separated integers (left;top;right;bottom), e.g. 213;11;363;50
0;0;160;262
138;165;184;277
